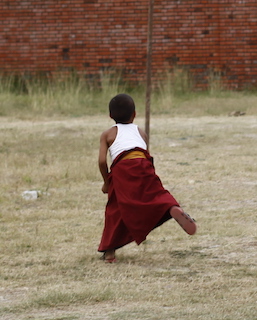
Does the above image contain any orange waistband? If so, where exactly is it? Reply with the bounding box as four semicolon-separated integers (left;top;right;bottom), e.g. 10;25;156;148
121;150;147;160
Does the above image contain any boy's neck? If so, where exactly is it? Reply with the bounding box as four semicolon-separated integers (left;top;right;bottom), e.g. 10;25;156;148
116;114;135;124
116;121;133;124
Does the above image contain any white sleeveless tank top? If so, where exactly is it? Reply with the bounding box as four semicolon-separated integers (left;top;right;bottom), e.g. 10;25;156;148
109;123;147;161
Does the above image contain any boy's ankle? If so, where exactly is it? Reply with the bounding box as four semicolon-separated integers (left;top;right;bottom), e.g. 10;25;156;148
105;249;115;259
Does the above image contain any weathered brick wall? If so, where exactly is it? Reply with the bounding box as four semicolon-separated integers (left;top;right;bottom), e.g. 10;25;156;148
1;0;257;89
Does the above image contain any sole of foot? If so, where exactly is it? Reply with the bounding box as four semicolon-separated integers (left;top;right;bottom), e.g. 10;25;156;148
105;257;117;263
171;207;197;235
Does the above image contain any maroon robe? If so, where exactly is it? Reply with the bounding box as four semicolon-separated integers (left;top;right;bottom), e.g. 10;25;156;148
98;148;180;252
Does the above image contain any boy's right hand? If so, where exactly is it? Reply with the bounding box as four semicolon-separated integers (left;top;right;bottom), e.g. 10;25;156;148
101;183;109;194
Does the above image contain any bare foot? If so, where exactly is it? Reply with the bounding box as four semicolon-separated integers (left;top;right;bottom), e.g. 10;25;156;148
103;249;116;263
170;206;197;235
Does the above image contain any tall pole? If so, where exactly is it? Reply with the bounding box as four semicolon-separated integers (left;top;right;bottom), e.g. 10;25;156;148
145;0;154;148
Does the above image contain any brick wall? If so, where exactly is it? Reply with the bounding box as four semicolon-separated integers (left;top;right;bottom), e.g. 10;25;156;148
1;0;257;89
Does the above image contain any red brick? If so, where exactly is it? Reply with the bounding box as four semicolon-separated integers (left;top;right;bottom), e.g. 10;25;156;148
0;0;257;89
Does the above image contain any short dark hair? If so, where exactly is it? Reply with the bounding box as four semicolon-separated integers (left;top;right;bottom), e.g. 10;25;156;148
109;94;135;123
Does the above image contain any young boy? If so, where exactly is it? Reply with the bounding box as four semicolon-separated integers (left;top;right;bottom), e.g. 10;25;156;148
98;93;196;263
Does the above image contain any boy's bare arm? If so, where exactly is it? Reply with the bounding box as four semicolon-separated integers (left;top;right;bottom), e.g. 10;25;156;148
138;127;149;149
98;130;110;193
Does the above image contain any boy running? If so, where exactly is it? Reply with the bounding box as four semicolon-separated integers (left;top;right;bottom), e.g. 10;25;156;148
98;94;196;262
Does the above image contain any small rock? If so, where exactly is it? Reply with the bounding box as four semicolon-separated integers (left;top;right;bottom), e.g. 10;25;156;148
22;190;39;200
228;111;246;117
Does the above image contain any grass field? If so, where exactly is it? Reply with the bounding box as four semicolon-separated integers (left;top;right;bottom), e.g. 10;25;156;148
0;100;257;319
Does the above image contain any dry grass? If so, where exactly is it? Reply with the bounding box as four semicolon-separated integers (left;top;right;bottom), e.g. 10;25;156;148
0;114;257;320
1;71;257;119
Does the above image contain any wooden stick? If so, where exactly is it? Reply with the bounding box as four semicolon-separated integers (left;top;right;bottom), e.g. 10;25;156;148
145;0;154;148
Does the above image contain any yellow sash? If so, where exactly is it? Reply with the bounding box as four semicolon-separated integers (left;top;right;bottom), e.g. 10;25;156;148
121;150;146;160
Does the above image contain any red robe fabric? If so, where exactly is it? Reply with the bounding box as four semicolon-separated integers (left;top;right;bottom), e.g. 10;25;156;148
98;148;180;252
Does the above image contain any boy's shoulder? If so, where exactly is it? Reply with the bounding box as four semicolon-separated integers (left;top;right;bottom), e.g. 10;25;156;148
100;126;118;146
101;125;116;136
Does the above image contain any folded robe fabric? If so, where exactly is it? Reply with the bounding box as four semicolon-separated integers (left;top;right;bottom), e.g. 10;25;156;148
98;148;180;252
